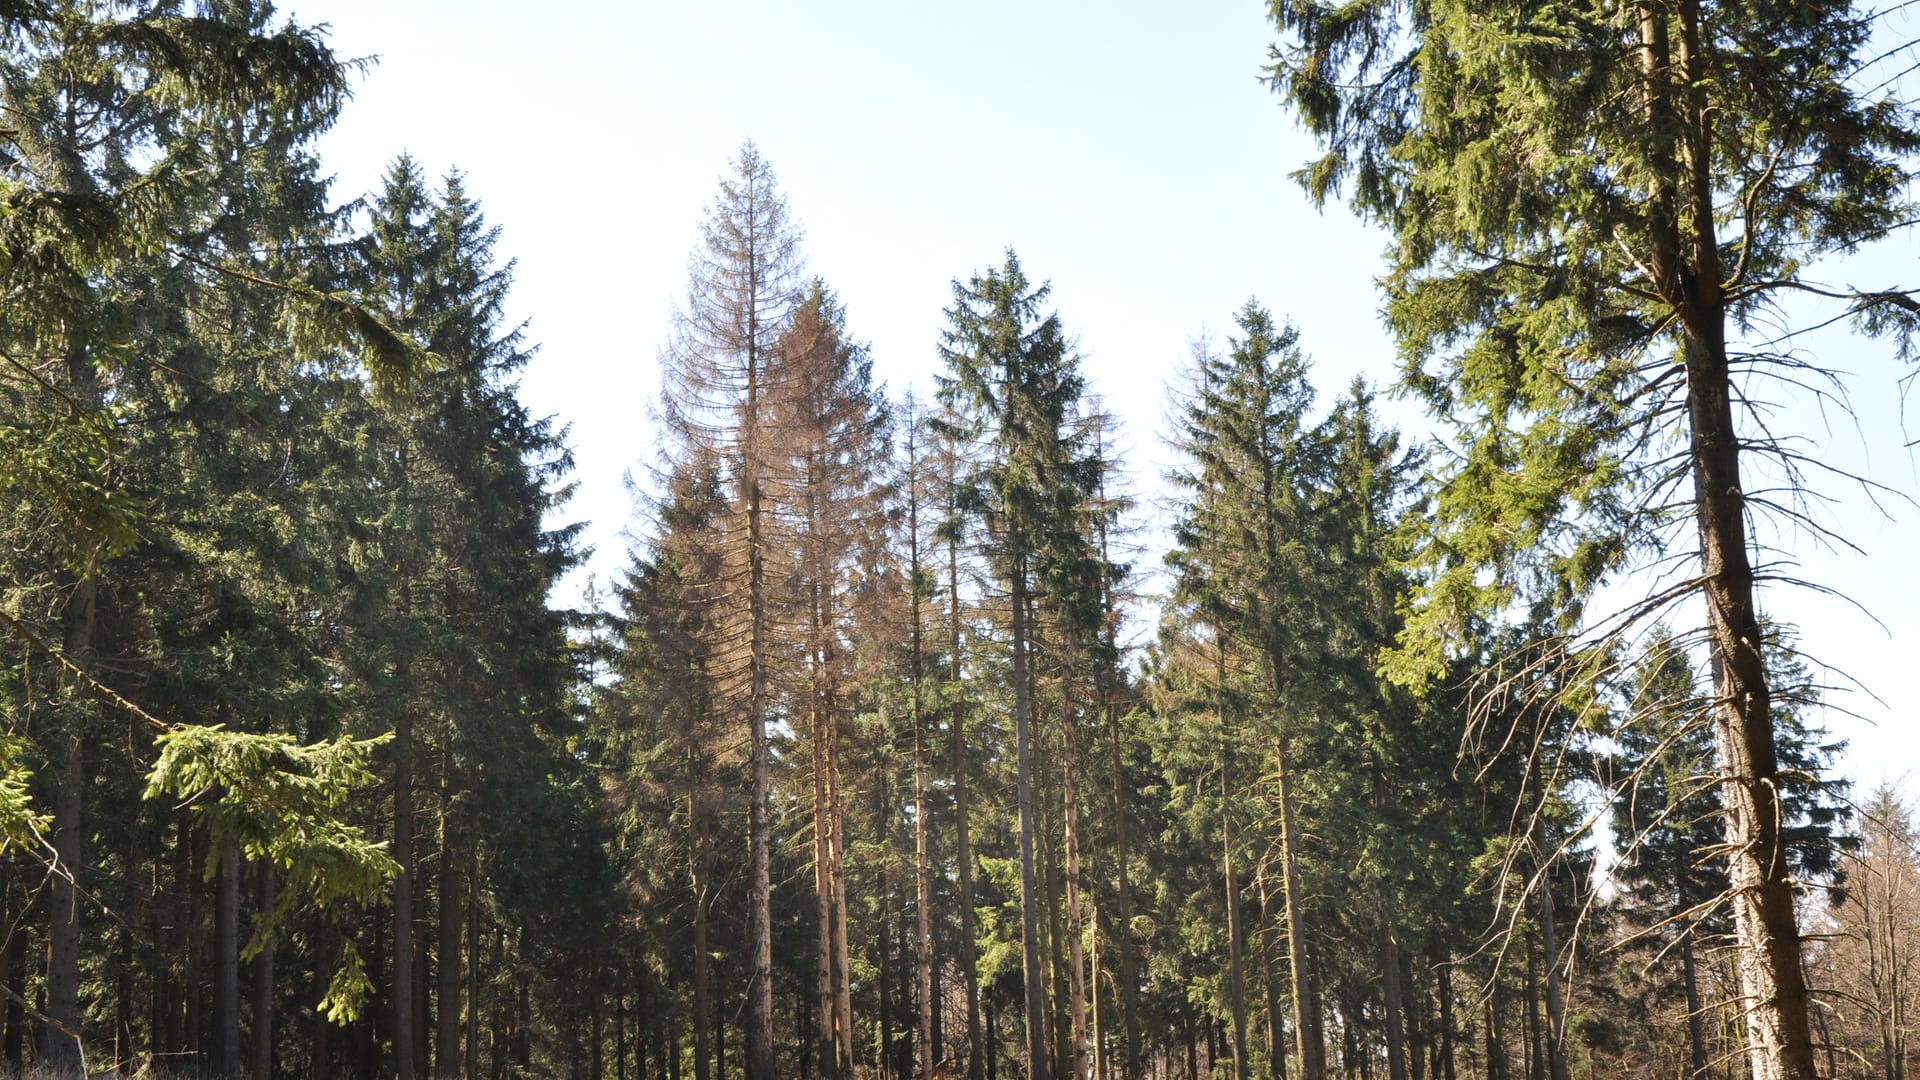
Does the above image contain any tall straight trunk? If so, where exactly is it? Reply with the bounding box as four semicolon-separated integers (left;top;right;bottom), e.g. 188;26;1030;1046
215;841;243;1076
903;435;939;1080
2;903;23;1073
1064;720;1089;1080
255;865;277;1080
466;848;481;1080
913;607;936;1079
115;897;133;1072
1523;932;1542;1080
1631;4;1814;1075
832;730;854;1077
394;687;417;1080
1091;904;1107;1080
949;519;984;1080
1010;563;1052;1080
1437;959;1455;1080
1107;709;1138;1080
1276;738;1324;1080
744;365;775;1080
1381;921;1407;1080
437;733;463;1078
43;725;85;1074
813;675;840;1079
1044;791;1070;1080
616;974;627;1080
1680;930;1709;1080
1260;872;1288;1080
691;795;713;1080
1534;872;1568;1080
1485;991;1505;1080
592;980;605;1080
1220;761;1251;1080
42;559;96;1075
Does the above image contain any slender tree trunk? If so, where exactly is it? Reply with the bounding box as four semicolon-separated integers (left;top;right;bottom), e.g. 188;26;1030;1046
255;864;277;1080
914;598;936;1080
43;725;85;1074
1262;882;1289;1080
1277;739;1324;1080
1680;929;1709;1080
1221;760;1251;1080
950;519;984;1080
215;841;243;1076
833;737;855;1078
1010;563;1052;1080
466;849;481;1080
691;796;713;1080
394;635;418;1080
438;732;463;1078
42;560;95;1075
813;684;839;1080
1382;921;1407;1080
2;903;23;1074
1092;904;1108;1080
1065;719;1090;1080
745;361;775;1080
1108;708;1138;1080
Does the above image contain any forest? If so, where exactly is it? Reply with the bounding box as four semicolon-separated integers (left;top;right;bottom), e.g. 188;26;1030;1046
2;2;1919;1080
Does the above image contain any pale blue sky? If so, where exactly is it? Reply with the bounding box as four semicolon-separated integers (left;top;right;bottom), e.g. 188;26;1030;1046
299;1;1916;792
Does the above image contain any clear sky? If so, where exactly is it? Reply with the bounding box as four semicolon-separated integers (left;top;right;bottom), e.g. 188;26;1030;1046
296;1;1917;794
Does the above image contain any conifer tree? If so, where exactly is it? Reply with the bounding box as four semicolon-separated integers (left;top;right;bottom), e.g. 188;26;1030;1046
938;250;1100;1080
1268;4;1919;1075
657;141;805;1080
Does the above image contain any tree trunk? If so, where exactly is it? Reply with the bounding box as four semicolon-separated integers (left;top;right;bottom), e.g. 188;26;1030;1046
1277;739;1324;1080
691;797;713;1080
1221;762;1251;1080
1011;557;1051;1080
42;725;85;1075
915;653;936;1080
1633;3;1815;1075
1382;921;1407;1080
1108;708;1138;1080
255;864;277;1079
394;631;418;1080
813;689;840;1080
42;559;96;1076
745;360;775;1080
1065;722;1090;1080
945;482;985;1080
1535;862;1569;1080
215;841;243;1076
437;734;463;1078
1680;929;1709;1080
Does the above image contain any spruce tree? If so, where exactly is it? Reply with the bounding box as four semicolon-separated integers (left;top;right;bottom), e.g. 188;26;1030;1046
656;141;805;1080
1268;4;1919;1075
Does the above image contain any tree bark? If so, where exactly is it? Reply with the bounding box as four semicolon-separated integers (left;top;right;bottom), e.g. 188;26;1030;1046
255;864;277;1080
1277;739;1324;1080
1535;873;1568;1080
1382;921;1407;1080
437;733;463;1078
394;673;418;1080
1011;562;1052;1080
691;792;713;1080
215;841;243;1076
1221;761;1251;1080
950;510;985;1080
42;725;85;1075
1065;719;1090;1080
